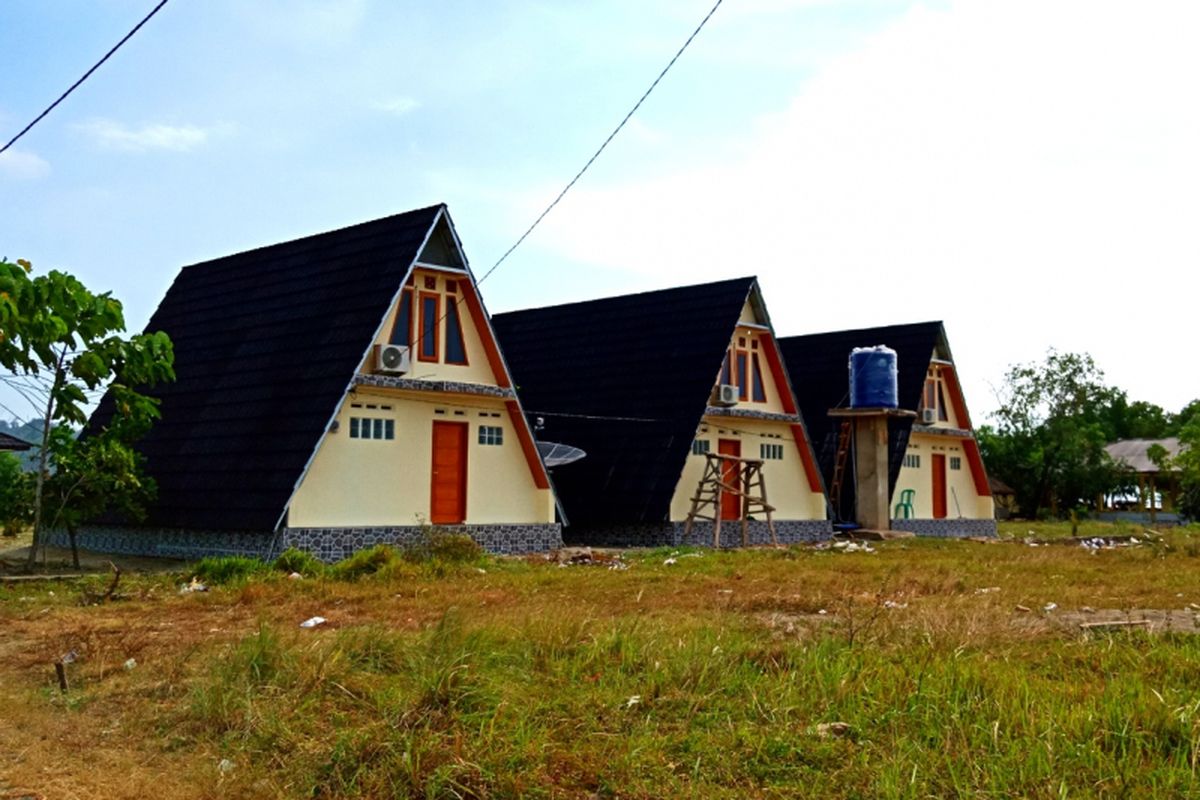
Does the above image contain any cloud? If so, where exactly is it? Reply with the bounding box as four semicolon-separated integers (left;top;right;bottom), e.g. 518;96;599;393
371;96;420;116
0;149;50;179
522;0;1200;413
75;119;230;152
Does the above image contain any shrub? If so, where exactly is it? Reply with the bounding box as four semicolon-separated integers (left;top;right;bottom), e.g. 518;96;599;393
328;544;399;581
191;555;271;585
274;547;325;577
404;529;484;564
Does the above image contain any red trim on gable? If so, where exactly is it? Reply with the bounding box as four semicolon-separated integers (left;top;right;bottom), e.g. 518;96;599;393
790;424;824;493
759;336;798;414
458;279;511;388
938;365;972;430
961;438;992;496
506;400;551;490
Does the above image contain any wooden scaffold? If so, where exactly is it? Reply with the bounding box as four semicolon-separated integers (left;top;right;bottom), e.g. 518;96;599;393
683;452;778;547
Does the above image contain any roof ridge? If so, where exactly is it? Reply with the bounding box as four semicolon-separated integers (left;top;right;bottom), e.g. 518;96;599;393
180;204;446;272
494;275;756;318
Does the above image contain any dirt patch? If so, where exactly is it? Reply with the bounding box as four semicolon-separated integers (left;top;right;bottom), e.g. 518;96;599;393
1010;607;1200;636
0;532;187;576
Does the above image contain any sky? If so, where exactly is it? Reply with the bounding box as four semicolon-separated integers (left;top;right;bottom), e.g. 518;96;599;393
2;0;1198;427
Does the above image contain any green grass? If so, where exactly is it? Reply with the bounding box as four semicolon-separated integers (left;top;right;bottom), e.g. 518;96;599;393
6;522;1200;798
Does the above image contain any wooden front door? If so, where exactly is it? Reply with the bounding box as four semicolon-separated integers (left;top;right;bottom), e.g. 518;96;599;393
718;439;742;521
931;453;947;519
431;421;468;524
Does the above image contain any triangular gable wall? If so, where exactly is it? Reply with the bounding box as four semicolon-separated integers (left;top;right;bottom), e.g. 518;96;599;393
278;208;550;529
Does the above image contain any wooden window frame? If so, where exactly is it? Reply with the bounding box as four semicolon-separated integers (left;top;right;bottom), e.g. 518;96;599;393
418;291;440;363
736;351;749;400
390;288;414;346
444;297;469;366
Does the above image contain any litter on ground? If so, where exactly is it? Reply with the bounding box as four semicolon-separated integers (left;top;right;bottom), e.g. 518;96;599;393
299;616;327;628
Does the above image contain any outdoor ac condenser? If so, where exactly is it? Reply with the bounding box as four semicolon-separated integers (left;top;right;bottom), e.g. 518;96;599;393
921;407;937;424
375;344;411;375
715;384;739;406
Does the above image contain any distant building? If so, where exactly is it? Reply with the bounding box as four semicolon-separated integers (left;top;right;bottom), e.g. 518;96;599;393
0;432;32;452
1103;437;1183;521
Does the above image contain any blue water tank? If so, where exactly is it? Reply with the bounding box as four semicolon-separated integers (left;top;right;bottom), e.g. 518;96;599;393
849;346;898;409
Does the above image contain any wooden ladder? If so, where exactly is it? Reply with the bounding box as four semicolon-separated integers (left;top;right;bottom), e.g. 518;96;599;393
827;420;852;519
683;453;779;547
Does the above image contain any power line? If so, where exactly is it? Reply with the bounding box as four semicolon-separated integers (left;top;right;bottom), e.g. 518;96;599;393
476;0;725;287
0;0;172;156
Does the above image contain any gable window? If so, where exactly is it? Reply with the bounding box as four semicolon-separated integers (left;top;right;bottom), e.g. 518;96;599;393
444;297;468;365
390;289;413;346
751;354;766;402
478;425;503;445
736;351;749;401
418;292;440;362
936;381;949;422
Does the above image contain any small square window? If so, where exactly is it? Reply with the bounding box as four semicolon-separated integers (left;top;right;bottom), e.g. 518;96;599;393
479;425;503;446
950;456;962;470
424;276;437;289
446;279;458;293
692;439;710;455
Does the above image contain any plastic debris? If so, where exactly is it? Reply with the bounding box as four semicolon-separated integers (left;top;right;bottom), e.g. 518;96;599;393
217;758;235;775
60;650;78;665
123;658;137;671
663;557;677;566
625;695;642;709
299;616;327;628
287;572;303;580
476;567;487;574
179;578;208;594
974;587;1001;595
817;609;828;615
1043;602;1058;612
1015;605;1032;613
815;721;853;739
883;600;908;609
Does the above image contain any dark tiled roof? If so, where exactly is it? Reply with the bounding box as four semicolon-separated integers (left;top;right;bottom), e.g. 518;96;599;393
778;321;944;521
492;277;756;527
91;205;444;530
0;432;33;451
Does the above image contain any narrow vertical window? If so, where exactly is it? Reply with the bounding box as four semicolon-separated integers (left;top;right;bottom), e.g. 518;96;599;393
736;352;748;400
924;378;936;412
751;354;766;402
349;418;360;438
721;352;732;385
936;381;949;422
418;292;439;362
444;298;468;365
385;419;395;440
373;419;385;439
390;289;413;346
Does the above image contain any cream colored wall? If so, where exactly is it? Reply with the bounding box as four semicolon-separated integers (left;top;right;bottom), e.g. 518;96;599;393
288;388;554;527
893;433;994;519
361;267;498;385
668;417;826;521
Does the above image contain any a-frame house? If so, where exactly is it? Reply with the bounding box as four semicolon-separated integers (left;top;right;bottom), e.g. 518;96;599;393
492;277;830;547
69;205;561;560
779;321;996;537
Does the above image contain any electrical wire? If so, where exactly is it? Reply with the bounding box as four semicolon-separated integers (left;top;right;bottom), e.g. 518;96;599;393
476;0;724;286
0;0;172;156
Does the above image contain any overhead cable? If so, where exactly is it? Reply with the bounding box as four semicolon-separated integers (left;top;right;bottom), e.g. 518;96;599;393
0;0;172;156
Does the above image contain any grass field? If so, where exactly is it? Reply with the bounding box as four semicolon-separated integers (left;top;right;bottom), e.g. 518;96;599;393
3;522;1200;799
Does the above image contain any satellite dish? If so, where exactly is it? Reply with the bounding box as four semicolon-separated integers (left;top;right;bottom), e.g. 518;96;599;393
536;441;586;467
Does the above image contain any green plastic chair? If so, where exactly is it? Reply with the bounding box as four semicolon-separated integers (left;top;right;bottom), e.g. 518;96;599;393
893;488;915;519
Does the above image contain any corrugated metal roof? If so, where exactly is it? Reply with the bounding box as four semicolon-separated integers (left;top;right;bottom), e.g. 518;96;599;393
0;432;33;451
1105;438;1182;474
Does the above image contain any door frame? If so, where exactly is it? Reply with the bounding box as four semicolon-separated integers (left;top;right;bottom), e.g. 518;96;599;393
718;438;742;521
931;453;947;519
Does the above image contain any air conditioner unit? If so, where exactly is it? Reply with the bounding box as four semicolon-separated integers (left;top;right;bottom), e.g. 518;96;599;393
375;344;411;375
921;407;937;424
715;384;739;407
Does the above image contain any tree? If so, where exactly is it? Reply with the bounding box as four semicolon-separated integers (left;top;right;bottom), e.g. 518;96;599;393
981;350;1124;518
0;451;33;536
0;258;174;568
1152;417;1200;520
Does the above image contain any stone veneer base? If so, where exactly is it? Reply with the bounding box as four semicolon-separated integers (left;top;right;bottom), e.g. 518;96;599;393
890;518;998;538
44;523;563;563
566;519;834;549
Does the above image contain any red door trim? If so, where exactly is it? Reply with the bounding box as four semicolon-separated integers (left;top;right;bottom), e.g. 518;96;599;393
430;421;468;524
931;453;947;519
